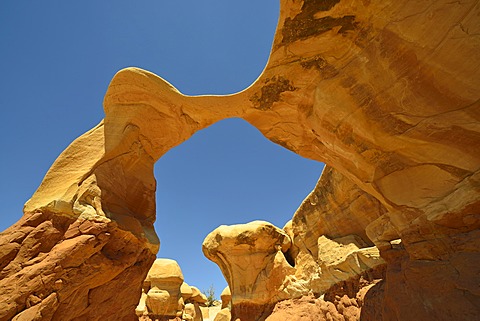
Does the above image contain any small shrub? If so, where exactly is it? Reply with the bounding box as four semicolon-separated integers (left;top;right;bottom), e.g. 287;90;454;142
203;284;216;307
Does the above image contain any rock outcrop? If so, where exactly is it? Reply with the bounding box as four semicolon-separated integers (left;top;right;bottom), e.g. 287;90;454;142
0;211;154;321
202;221;295;320
266;264;386;321
136;259;216;321
220;287;231;309
203;220;384;320
139;259;185;318
213;308;231;321
1;0;478;320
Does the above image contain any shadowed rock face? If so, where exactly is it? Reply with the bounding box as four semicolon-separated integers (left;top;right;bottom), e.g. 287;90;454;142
1;0;479;320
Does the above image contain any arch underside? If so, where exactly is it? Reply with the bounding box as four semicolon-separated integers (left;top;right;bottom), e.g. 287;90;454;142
1;0;479;320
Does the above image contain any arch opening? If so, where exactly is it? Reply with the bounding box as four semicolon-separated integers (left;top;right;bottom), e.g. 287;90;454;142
154;117;325;292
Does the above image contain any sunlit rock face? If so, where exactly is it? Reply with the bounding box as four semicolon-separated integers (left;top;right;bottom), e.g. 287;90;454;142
203;221;295;320
203;220;386;321
0;0;478;320
0;211;155;321
142;259;185;317
288;166;388;295
135;259;211;321
220;286;231;309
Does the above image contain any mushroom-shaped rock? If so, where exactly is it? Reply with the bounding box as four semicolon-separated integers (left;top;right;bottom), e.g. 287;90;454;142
186;286;207;321
220;286;231;309
190;286;208;305
181;282;193;301
144;258;185;317
203;221;295;320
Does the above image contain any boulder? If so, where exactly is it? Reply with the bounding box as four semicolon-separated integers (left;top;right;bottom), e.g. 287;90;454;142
145;287;171;315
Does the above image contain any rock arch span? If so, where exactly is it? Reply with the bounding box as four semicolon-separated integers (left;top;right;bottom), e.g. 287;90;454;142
0;0;479;320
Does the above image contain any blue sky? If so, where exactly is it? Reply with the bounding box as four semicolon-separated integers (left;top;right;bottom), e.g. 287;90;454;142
0;1;324;295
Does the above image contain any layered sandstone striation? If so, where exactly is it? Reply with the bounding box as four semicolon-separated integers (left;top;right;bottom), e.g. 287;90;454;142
202;219;384;320
266;264;386;321
1;0;479;320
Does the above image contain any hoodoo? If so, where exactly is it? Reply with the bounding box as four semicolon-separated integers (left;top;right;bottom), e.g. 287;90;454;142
0;0;478;320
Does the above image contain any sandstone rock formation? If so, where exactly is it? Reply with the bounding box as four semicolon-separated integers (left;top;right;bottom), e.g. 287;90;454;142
186;287;207;321
189;286;208;305
180;282;193;302
1;0;478;320
0;212;154;321
220;287;231;309
203;220;384;320
135;259;216;321
266;264;386;321
140;258;185;318
203;221;295;320
213;308;231;321
183;303;196;321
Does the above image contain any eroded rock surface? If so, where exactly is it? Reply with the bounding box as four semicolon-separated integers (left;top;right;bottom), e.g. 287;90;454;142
136;259;214;321
202;221;295;320
266;264;386;321
142;259;185;317
0;211;154;321
203;220;384;320
1;0;479;320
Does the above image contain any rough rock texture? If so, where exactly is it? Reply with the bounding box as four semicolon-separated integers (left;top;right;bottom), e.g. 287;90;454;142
1;0;479;320
183;303;196;321
288;166;386;288
189;286;208;305
266;265;386;321
315;235;384;293
141;259;185;317
203;221;295;320
0;211;154;321
203;221;384;320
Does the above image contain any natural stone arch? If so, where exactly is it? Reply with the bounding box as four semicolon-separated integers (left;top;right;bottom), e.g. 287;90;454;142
0;0;479;320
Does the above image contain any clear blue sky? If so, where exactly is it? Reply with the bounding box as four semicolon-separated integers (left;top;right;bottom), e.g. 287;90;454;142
0;1;324;295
